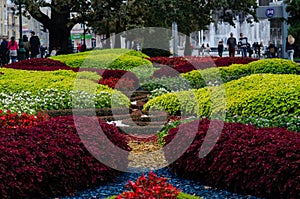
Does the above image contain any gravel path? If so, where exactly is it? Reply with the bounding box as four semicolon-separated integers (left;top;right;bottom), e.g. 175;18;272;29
57;141;265;199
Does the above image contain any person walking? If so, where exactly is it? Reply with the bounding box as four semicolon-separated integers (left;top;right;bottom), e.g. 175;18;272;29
286;34;295;61
29;31;40;58
7;36;18;63
227;32;237;57
23;35;30;59
218;40;224;57
238;33;248;58
0;36;9;65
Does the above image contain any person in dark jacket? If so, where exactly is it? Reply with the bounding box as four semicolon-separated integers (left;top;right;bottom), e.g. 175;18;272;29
0;36;9;65
227;32;237;57
286;34;295;61
218;40;224;57
29;31;40;58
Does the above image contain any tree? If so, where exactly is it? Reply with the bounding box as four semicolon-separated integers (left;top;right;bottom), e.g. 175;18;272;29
14;0;92;53
132;0;258;55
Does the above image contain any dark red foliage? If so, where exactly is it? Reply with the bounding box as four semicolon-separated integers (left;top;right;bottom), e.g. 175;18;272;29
164;119;300;199
151;66;180;79
6;58;68;67
214;57;258;66
148;56;258;74
0;116;130;199
98;69;139;88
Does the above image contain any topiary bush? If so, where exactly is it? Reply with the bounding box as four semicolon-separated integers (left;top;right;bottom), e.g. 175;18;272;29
50;49;150;69
164;118;300;199
141;76;192;93
109;54;152;70
181;58;300;89
144;74;300;118
142;48;172;57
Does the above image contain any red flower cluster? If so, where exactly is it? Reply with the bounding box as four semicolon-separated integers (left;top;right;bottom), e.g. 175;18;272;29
117;172;180;199
0;110;49;129
164;119;300;199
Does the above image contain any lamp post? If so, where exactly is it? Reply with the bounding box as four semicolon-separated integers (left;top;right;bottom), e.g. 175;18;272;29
18;0;26;60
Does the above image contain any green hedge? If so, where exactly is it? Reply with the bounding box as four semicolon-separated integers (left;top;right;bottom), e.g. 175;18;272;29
0;68;130;114
50;48;151;69
182;58;300;89
109;54;152;70
144;74;300;118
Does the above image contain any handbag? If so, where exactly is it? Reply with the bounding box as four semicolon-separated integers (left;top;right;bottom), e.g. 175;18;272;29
9;50;17;57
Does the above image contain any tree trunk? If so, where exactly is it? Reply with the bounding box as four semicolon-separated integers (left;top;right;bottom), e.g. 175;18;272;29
48;10;71;54
114;20;121;48
184;35;192;56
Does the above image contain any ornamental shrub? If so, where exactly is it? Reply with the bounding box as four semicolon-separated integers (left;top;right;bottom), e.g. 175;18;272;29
142;48;172;57
144;74;300;118
0;116;129;198
99;69;139;88
141;76;191;93
164;119;300;199
109;55;152;70
181;58;300;89
50;49;150;69
116;172;180;199
151;65;180;79
0;88;130;115
4;58;68;67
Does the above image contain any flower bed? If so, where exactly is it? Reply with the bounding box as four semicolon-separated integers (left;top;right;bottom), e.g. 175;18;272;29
164;119;300;199
148;56;258;74
0;116;130;199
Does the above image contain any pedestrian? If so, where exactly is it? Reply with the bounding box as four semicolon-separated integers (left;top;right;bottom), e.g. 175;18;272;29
205;43;211;55
218;40;224;57
23;35;30;59
238;33;248;58
77;43;82;52
267;41;276;58
227;32;237;57
29;31;40;58
0;36;9;65
7;36;18;63
40;44;46;58
286;34;295;61
50;47;57;56
199;43;205;56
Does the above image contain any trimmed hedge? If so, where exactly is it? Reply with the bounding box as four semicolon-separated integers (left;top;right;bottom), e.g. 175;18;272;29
181;58;300;89
109;54;152;70
164;119;300;199
0;116;129;198
50;49;151;70
144;74;300;118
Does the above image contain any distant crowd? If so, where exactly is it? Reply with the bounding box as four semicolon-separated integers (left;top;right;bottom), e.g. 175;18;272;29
198;32;295;61
0;31;58;66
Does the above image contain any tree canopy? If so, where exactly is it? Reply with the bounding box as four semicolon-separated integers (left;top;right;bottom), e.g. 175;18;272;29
16;0;258;53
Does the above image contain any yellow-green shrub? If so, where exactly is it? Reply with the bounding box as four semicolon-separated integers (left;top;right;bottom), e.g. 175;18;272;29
109;54;152;70
144;74;300;118
181;58;300;89
0;68;130;106
50;48;150;69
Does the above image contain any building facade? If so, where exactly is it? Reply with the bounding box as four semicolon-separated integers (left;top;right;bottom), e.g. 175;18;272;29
0;0;8;37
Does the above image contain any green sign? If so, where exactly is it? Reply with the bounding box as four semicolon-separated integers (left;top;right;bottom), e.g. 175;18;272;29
70;34;92;40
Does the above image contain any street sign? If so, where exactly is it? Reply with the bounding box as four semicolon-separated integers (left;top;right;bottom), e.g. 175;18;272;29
266;8;275;18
